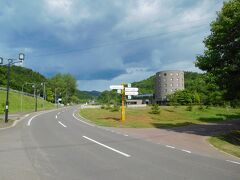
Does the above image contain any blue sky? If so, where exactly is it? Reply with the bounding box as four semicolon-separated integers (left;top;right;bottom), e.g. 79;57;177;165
0;0;224;91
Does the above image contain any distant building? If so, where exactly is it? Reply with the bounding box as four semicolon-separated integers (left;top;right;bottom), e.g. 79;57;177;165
154;70;184;103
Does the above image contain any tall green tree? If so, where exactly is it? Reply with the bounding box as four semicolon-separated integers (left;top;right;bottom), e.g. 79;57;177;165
196;0;240;103
48;73;77;104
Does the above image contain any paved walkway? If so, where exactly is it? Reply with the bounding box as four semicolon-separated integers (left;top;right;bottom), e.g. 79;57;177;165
112;120;240;160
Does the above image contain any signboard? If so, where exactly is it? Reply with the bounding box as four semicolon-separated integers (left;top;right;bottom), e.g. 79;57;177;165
125;91;139;96
110;85;124;90
128;95;132;99
125;87;138;92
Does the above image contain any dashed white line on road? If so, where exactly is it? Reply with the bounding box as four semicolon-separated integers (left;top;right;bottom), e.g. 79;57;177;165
55;115;58;119
83;136;131;158
181;149;191;154
25;114;30;118
58;121;67;128
124;134;129;137
57;112;61;115
166;145;175;149
226;160;240;165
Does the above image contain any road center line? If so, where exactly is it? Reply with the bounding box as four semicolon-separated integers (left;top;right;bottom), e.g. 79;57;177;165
58;121;67;128
83;136;131;157
226;160;240;165
181;149;191;154
55;115;58;119
166;145;175;149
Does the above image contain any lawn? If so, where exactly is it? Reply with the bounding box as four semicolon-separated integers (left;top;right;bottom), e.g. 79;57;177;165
0;90;55;114
79;106;240;128
208;131;240;158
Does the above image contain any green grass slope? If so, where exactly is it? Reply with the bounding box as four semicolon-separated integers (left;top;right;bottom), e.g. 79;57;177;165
0;90;54;114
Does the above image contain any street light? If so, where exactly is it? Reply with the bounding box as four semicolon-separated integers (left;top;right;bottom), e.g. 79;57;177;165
3;53;25;123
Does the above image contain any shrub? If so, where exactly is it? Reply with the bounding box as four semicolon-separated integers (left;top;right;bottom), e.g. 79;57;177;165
110;105;120;112
186;105;193;111
150;104;160;114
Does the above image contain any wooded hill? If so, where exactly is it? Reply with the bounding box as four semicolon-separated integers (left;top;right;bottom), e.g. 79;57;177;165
0;65;97;102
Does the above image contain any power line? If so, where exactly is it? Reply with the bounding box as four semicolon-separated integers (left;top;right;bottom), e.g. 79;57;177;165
29;23;208;58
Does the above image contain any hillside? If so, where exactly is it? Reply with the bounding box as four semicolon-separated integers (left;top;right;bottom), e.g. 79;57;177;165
0;90;54;114
0;65;46;94
132;71;203;94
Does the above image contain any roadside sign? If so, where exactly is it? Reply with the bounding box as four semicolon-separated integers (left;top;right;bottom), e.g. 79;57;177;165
110;85;124;90
125;91;139;96
128;95;132;99
125;87;138;92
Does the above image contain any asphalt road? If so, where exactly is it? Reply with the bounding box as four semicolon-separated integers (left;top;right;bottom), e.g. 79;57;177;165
0;106;239;180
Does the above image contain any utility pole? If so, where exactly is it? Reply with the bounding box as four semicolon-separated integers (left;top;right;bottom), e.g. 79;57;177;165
34;85;38;112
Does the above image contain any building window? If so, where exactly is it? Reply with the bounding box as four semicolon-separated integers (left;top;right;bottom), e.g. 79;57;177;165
165;89;167;92
163;78;166;82
171;78;173;81
170;73;173;76
164;84;167;87
164;73;167;76
170;83;173;87
176;73;179;76
177;84;179;87
159;74;161;77
177;78;179;81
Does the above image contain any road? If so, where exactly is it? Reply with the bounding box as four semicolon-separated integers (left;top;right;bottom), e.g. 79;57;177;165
0;106;239;180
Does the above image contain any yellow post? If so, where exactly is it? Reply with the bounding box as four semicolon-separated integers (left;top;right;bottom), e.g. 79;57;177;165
121;83;125;124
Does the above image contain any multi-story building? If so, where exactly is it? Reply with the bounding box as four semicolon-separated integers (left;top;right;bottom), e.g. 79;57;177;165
154;70;184;103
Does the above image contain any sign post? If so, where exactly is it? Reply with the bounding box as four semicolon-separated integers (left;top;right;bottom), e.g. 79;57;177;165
110;84;139;125
121;83;125;124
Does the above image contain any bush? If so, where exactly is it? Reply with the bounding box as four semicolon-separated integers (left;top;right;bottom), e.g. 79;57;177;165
186;105;193;111
110;105;120;112
150;104;160;114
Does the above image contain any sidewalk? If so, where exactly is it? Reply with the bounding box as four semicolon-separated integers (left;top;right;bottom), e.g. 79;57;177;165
112;119;240;161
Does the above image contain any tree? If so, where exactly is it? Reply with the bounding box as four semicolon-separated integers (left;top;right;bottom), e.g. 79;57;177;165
48;73;77;104
196;0;240;103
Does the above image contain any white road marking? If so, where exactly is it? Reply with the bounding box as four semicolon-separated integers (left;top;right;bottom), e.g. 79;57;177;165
25;114;30;118
57;112;61;115
27;113;44;126
83;136;131;157
181;149;191;154
72;111;94;127
58;121;67;128
55;115;58;119
166;145;175;149
124;134;129;137
226;160;240;165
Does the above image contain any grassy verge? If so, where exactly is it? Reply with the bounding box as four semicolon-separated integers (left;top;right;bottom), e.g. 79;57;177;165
0;90;55;114
208;131;240;158
79;106;240;128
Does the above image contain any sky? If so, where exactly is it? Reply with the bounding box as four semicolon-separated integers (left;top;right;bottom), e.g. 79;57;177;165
0;0;224;91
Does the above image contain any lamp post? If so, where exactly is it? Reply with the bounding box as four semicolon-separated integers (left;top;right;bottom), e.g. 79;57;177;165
1;53;25;123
